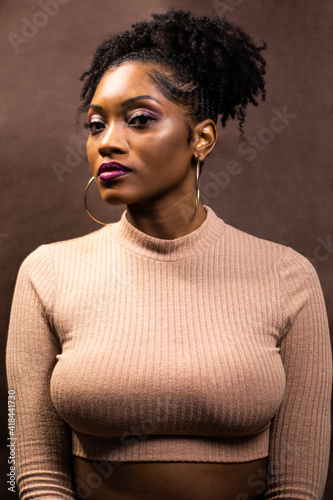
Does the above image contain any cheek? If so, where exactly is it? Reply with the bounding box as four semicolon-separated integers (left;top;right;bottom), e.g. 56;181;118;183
138;121;190;167
86;138;99;168
86;138;92;160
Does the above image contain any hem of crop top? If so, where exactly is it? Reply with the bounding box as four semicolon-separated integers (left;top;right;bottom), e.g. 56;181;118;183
71;428;270;463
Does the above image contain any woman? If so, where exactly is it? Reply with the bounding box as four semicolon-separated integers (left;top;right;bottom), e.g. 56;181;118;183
6;9;332;500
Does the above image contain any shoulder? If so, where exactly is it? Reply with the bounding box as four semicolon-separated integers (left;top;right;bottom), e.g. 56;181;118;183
223;221;321;287
225;222;314;265
17;225;110;277
278;241;323;301
223;223;327;328
223;221;288;263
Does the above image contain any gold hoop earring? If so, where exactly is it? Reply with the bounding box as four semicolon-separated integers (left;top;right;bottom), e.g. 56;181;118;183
84;176;109;226
195;158;201;213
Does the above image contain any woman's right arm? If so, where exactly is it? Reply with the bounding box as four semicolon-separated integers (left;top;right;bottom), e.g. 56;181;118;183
6;246;75;499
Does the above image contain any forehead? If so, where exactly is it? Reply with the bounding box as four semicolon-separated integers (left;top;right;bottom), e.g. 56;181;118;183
91;61;169;106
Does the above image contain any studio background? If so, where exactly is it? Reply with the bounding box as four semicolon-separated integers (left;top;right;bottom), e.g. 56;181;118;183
1;0;332;499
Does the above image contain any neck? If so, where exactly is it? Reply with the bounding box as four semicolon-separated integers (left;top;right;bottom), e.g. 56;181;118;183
125;197;207;240
111;204;225;262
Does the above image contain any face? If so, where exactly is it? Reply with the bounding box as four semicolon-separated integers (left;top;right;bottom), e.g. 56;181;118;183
85;62;199;209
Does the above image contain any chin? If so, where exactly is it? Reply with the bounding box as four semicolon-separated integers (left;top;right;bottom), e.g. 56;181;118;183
100;190;135;207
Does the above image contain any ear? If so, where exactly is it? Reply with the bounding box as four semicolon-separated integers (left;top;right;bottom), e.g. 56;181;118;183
192;119;218;161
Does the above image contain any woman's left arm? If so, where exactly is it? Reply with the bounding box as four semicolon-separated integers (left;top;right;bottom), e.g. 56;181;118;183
265;246;332;499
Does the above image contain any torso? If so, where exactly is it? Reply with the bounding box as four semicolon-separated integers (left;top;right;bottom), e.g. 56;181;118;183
73;455;267;500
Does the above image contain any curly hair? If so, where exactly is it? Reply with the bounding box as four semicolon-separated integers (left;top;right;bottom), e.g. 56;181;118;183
78;9;267;141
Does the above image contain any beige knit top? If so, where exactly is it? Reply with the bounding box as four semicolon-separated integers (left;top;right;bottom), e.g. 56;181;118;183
6;205;332;499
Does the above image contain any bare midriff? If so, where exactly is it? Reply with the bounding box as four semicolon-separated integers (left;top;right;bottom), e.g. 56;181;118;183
72;455;268;500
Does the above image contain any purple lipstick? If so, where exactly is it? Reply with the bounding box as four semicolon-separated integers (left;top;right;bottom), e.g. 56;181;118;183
98;162;132;183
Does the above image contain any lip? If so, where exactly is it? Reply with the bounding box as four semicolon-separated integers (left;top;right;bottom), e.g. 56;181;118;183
99;170;131;182
98;162;132;176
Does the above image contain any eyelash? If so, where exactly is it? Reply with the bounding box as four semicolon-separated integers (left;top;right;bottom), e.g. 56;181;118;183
83;112;156;135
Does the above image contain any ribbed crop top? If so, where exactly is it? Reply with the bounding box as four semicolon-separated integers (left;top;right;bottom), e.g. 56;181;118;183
6;205;332;499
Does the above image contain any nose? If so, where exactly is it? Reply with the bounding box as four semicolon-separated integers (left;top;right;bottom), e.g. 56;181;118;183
98;122;129;157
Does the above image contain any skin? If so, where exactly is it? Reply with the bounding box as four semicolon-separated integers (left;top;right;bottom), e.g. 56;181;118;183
76;61;268;499
86;61;217;239
73;457;268;500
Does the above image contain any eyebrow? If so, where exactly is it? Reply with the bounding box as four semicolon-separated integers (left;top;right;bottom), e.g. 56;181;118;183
88;95;161;111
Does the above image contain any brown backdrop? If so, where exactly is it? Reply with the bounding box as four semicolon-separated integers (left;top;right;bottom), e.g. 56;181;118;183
1;0;332;498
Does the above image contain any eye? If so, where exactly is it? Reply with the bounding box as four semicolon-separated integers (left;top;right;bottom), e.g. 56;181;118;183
83;120;105;136
128;112;156;128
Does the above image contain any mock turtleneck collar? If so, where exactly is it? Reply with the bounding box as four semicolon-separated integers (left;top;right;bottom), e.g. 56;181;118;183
109;205;225;261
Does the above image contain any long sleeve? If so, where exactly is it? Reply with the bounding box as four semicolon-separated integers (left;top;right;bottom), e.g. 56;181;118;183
265;246;332;499
5;206;332;499
6;245;75;499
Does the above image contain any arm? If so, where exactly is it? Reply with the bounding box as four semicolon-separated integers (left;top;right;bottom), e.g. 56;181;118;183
6;245;75;499
265;246;332;499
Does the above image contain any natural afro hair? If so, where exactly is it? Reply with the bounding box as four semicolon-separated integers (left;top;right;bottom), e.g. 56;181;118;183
78;9;267;140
